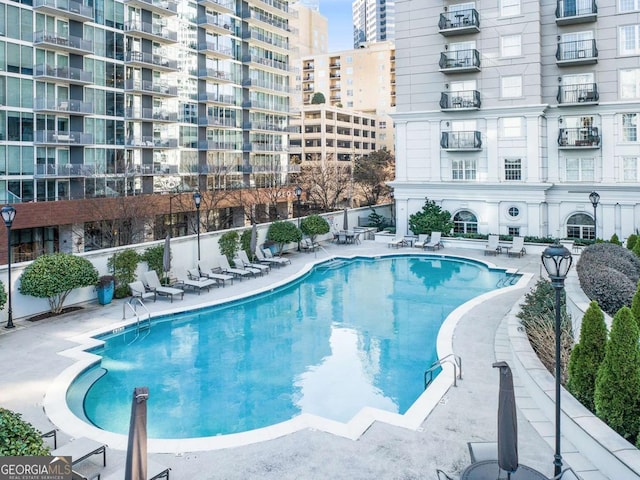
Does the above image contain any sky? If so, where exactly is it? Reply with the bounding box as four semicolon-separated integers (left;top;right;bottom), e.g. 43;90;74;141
318;0;354;52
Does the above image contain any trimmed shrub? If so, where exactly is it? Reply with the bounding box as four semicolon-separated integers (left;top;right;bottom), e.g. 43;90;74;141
567;301;607;412
19;253;99;314
408;198;454;236
266;221;301;255
0;408;50;456
218;231;239;263
300;214;330;245
627;234;638;251
108;249;141;299
578;243;640;281
609;233;622;246
141;245;164;279
594;306;640;441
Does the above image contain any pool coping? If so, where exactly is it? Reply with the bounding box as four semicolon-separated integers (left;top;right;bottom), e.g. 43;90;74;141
43;252;532;454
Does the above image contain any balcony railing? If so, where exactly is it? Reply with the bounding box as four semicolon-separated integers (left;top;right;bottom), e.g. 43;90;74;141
440;90;481;110
439;49;481;72
34;98;93;115
125;136;178;148
197;14;234;33
34;31;93;54
124;20;178;43
33;0;94;22
440;131;482;150
34;64;93;84
198;116;236;127
197;92;237;105
439;9;479;36
556;0;597;24
557;83;599;105
124;79;177;97
123;0;177;16
124;51;178;71
197;141;242;150
125;108;177;122
558;127;601;148
242;54;290;72
242;30;289;50
198;0;234;12
556;39;598;65
197;41;233;57
197;68;235;82
242;78;292;93
34;130;94;145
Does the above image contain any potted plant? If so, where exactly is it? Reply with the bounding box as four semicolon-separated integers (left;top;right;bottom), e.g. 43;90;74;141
96;275;116;305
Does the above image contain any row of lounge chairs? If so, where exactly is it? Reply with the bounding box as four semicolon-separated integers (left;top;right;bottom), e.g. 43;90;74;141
389;231;443;250
484;235;526;257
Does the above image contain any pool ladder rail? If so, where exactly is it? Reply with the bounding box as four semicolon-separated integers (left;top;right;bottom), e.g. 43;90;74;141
496;270;520;288
424;353;462;390
122;297;151;344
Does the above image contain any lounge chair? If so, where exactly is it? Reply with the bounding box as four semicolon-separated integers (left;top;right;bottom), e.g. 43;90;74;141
142;270;184;302
178;268;217;294
484;234;501;256
198;261;234;286
388;237;405;248
413;234;429;249
102;459;170;480
216;255;254;279
232;257;262;276
424;231;443;250
237;250;270;273
129;281;157;302
301;238;319;252
507;236;526;257
258;247;290;265
52;437;107;467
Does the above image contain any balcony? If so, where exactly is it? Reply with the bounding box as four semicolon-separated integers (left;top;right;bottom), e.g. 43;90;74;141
255;0;291;17
33;0;94;22
125;107;177;122
124;20;178;43
558;127;601;149
198;41;234;59
242;54;290;73
197;92;237;106
198;116;236;127
123;0;177;16
34;130;94;145
125;136;178;148
439;50;481;73
440;131;482;150
245;9;290;34
440;90;481;110
439;9;479;36
242;78;292;94
197;14;234;35
197;141;242;150
242;30;289;53
197;68;235;83
556;0;597;25
34;64;93;85
198;0;234;13
124;51;178;72
557;83;599;106
124;79;177;97
242;99;288;113
34;31;93;55
34;98;93;115
556;39;598;65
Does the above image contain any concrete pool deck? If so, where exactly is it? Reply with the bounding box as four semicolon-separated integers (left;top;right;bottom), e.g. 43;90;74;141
0;240;612;479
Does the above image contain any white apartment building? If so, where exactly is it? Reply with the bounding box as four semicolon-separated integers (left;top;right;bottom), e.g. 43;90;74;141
352;0;395;48
391;0;640;242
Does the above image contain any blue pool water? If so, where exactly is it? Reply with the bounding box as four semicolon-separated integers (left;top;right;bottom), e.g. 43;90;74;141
69;255;513;439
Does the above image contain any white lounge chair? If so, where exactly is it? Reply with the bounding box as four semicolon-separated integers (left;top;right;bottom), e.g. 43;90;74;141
52;437;107;467
388;237;405;248
424;231;442;250
414;234;429;249
301;238;320;252
484;234;501;256
217;255;254;279
232;257;262;276
179;268;217;294
262;247;291;265
507;236;526;257
142;270;184;302
257;247;289;266
237;250;270;273
198;260;234;286
129;281;156;302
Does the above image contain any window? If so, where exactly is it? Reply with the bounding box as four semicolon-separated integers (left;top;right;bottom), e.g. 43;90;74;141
504;158;522;180
566;157;595;181
453;211;478;234
501;35;522;57
452;159;476;180
501;0;521;16
620;25;640;55
508;227;520;236
501;117;523;137
501;76;522;98
623;157;640;181
508;206;520;217
620;0;640;12
622;113;638;141
567;213;594;240
621;69;640;98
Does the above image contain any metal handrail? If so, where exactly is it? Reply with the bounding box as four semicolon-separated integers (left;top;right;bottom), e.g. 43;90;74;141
122;297;151;343
424;353;463;389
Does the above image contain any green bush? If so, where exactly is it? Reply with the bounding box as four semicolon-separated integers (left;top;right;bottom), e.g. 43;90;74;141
632;282;640;330
609;233;622;246
266;221;302;255
634;240;640;259
108;249;141;299
567;301;607;413
300;214;330;245
367;209;385;231
408;198;454;235
218;231;239;263
594;306;640;441
141;245;165;279
0;408;50;456
240;229;252;259
0;280;7;312
627;234;638;251
19;253;99;314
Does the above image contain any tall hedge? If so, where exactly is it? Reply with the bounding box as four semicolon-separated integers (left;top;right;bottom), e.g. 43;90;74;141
594;306;640;441
567;301;607;412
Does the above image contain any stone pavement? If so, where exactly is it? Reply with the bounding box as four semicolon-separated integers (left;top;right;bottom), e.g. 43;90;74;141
0;240;606;479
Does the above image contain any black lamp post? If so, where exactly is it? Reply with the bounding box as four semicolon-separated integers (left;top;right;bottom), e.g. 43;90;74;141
294;185;302;251
1;205;16;329
589;191;600;241
193;191;201;261
541;242;573;477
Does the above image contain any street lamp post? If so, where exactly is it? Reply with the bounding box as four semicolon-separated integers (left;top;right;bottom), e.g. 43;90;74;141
541;242;573;477
294;185;302;251
193;191;201;261
589;191;600;241
1;205;16;329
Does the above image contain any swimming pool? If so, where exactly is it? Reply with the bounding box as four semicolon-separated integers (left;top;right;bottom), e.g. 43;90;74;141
67;255;516;440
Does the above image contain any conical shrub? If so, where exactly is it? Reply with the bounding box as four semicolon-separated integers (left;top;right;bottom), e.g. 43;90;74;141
567;301;607;412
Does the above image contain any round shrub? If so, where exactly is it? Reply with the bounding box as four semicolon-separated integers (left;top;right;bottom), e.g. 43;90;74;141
577;264;637;316
0;408;50;456
578;243;640;283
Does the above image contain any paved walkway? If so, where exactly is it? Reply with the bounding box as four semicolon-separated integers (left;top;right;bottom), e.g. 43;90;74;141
0;241;603;479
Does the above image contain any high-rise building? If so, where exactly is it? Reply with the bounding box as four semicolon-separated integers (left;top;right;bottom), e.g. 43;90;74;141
0;0;296;259
392;0;640;242
352;0;395;49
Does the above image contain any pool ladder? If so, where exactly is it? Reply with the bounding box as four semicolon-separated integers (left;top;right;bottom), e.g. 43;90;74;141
424;353;462;390
497;269;520;288
122;297;151;344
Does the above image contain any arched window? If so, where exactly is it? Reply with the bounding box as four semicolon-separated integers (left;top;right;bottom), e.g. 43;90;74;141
453;210;478;234
566;213;594;240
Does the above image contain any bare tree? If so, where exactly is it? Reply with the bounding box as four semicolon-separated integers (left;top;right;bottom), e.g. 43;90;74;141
297;160;352;212
353;148;395;206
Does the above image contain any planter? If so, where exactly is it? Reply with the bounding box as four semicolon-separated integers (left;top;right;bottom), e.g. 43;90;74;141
96;280;115;305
